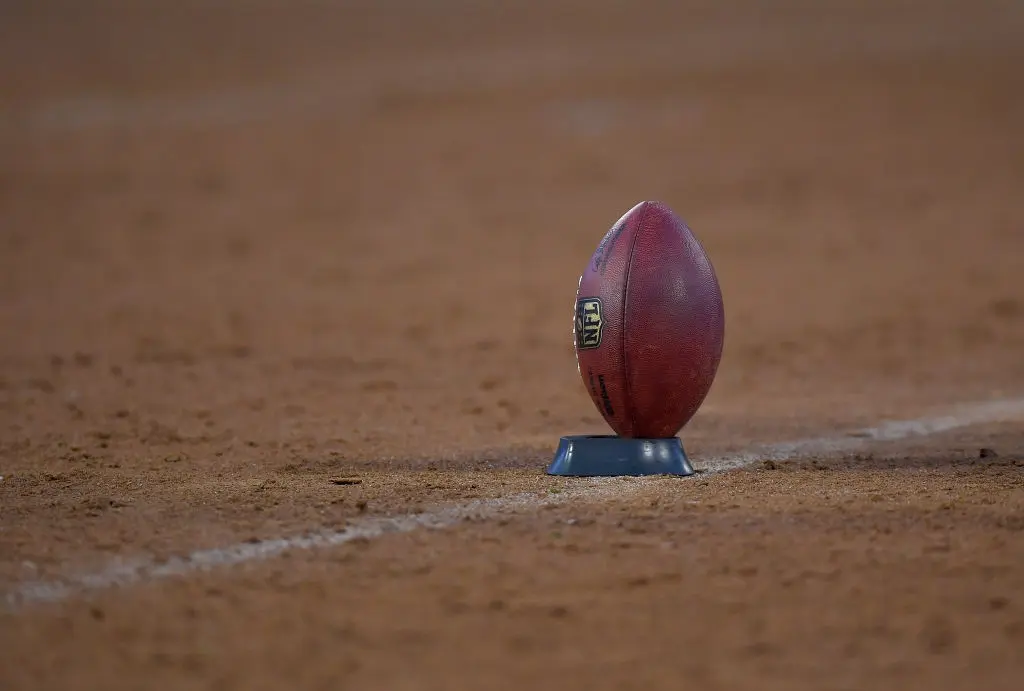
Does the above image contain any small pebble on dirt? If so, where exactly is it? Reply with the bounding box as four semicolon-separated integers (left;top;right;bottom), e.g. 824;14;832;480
330;478;362;485
989;596;1010;611
762;460;778;470
548;605;569;618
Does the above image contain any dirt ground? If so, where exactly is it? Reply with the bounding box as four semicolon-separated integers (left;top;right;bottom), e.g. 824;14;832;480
2;0;1024;689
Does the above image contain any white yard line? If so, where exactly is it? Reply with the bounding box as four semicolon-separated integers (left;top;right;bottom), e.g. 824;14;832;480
698;398;1024;473
6;398;1024;610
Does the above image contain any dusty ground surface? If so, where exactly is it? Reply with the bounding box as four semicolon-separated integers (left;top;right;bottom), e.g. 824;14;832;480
2;0;1024;689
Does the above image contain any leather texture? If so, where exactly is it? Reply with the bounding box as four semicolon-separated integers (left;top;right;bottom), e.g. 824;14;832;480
574;201;725;438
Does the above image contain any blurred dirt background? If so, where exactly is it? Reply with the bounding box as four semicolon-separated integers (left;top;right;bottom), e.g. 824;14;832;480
1;1;1023;689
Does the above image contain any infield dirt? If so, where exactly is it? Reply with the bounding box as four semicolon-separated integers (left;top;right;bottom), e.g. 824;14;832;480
1;1;1023;689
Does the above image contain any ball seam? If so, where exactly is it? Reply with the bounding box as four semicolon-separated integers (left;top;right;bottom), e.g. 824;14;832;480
619;202;648;437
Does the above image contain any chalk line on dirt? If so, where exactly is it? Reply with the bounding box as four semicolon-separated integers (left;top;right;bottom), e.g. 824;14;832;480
6;397;1024;610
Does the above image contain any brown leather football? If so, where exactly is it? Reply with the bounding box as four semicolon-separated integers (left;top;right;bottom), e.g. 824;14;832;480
573;201;725;439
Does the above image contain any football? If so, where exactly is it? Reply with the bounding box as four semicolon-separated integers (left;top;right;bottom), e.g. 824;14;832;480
573;201;725;439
